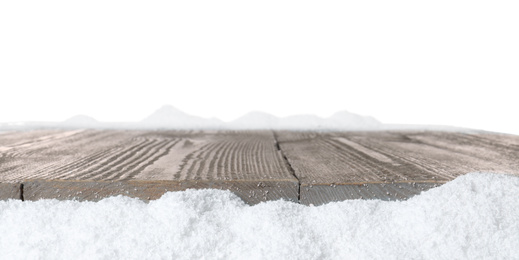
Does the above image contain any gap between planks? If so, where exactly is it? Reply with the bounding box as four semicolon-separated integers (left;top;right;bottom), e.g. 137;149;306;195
272;131;301;202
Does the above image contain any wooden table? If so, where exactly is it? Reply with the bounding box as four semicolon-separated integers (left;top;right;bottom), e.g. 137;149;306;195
1;129;518;205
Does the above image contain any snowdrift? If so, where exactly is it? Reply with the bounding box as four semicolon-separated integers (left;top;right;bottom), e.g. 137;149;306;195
0;172;517;259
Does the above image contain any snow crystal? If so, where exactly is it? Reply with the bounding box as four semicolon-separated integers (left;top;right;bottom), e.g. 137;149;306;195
0;172;517;259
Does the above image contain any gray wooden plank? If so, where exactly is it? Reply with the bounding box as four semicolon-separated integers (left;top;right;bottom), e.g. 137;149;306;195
276;130;519;205
23;179;299;205
301;182;442;205
0;130;294;182
0;183;21;200
4;129;519;205
0;129;297;204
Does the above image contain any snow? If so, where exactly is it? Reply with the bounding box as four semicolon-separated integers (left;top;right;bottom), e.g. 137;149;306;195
1;172;517;259
227;110;382;130
139;106;383;130
228;111;280;129
0;106;485;133
0;106;388;131
140;105;225;129
62;115;101;128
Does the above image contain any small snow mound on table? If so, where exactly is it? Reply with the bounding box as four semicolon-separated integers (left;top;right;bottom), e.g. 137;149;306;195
0;173;518;259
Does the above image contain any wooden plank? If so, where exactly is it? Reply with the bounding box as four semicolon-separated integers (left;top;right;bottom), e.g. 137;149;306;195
4;129;519;205
0;129;140;181
276;131;519;205
23;179;299;205
0;130;294;182
300;183;442;205
0;183;21;200
0;129;297;204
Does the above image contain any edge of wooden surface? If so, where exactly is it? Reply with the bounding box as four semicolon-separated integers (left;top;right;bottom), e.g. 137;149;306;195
0;179;446;206
4;130;516;205
20;179;300;205
0;183;21;200
300;182;444;206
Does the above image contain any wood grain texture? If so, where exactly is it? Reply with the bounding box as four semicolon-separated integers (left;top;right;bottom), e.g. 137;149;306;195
2;129;519;204
300;183;442;205
0;130;295;182
0;183;21;200
0;130;297;204
23;179;299;205
174;131;292;181
277;130;519;205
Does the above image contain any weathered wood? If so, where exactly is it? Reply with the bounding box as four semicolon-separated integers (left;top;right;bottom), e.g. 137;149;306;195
300;183;442;205
0;183;21;200
0;129;297;204
23;179;299;204
276;131;519;205
0;130;294;181
2;129;519;205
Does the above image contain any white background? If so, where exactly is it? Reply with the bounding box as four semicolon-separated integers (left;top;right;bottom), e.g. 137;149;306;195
1;0;518;134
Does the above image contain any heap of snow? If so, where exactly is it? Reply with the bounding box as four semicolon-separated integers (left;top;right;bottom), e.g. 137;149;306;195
60;115;101;128
2;106;476;132
140;105;224;129
135;106;382;130
24;107;382;130
228;111;281;129
1;172;517;259
327;111;381;129
228;110;381;130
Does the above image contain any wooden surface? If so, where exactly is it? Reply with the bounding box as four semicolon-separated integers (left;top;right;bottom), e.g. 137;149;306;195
1;129;519;205
23;180;299;204
0;130;293;181
0;130;297;204
0;183;20;200
276;131;519;205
